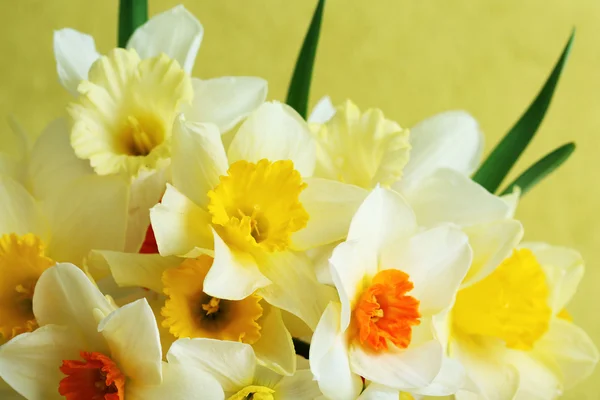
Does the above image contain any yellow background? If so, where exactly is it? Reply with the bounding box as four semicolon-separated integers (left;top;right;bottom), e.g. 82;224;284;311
1;0;599;398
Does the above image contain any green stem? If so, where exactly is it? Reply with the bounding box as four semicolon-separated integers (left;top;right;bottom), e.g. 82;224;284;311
118;0;148;48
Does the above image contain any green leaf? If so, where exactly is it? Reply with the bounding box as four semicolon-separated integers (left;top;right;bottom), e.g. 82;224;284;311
118;0;148;48
286;0;326;119
472;30;575;193
500;142;575;196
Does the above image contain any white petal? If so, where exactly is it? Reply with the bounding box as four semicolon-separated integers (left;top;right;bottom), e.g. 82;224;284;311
185;77;268;132
149;184;214;256
204;229;271;300
347;186;417;257
33;263;114;350
292;178;368;250
167;338;255;392
98;299;162;384
275;369;323;400
357;383;399;400
0;177;47;238
28;118;92;201
0;325;85;400
411;356;466;396
172;118;228;208
252;303;296;376
308;96;336;124
228;101;316;177
43;174;129;264
127;5;203;73
127;361;224;400
501;186;521;218
382;225;471;315
401;111;483;191
257;251;337;330
349;339;443;391
505;350;561;400
53;28;100;95
535;318;599;389
526;243;584;313
90;250;180;293
310;302;362;400
462;220;524;287
402;168;509;228
310;241;338;285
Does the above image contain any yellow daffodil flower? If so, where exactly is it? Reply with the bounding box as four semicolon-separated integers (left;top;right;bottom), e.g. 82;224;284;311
168;338;322;399
0;263;223;400
310;187;472;399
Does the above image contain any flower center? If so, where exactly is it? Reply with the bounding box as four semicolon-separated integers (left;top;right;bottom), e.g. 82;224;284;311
227;385;275;400
353;269;421;351
453;249;552;350
0;233;54;343
69;48;193;176
207;159;309;253
161;256;263;343
59;351;125;400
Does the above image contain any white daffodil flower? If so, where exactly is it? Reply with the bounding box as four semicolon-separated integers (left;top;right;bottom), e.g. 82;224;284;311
150;101;369;332
443;242;599;400
168;338;322;399
310;187;472;400
0;263;223;400
86;250;298;376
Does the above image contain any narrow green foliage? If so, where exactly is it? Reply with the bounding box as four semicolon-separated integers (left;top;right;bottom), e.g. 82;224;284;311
118;0;148;48
286;0;326;118
473;30;575;193
500;142;575;196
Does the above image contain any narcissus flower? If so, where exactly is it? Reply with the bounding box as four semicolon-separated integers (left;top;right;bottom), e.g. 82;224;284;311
0;263;223;400
310;187;472;400
442;243;599;399
88;251;297;375
168;338;322;399
150;101;368;330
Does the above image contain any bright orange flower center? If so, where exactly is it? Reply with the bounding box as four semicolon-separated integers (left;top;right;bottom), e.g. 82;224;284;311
354;269;421;351
59;351;125;400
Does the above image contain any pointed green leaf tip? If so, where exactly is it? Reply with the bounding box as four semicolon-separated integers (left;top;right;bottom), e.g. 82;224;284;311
473;29;575;193
286;0;326;119
118;0;148;48
500;142;575;196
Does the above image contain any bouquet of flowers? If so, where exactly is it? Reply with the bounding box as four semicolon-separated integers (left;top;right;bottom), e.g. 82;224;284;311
0;1;596;399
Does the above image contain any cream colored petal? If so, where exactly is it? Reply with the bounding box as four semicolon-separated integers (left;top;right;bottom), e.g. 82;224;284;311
292;178;368;251
0;379;25;400
33;263;114;350
501;187;521;218
411;356;466;396
526;243;584;313
127;5;203;74
0;176;47;238
43;174;128;264
90;250;180;293
0;325;85;400
274;370;323;400
535;318;599;390
149;184;214;256
53;28;100;95
401;111;483;191
308;96;336;124
29;118;92;201
402;168;509;228
98;298;162;384
349;339;443;391
172;118;228;208
462;219;524;288
125;162;169;253
186;77;268;132
127;361;224;400
309;241;338;285
309;302;362;400
357;383;398;400
382;225;471;316
505;350;561;400
257;251;337;330
228;101;316;177
167;338;255;392
252;303;296;376
204;229;271;300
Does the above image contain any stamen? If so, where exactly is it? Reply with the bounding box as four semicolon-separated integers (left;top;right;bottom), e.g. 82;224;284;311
202;297;221;316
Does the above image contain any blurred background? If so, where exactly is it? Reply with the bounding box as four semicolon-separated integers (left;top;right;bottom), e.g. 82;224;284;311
0;0;598;397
